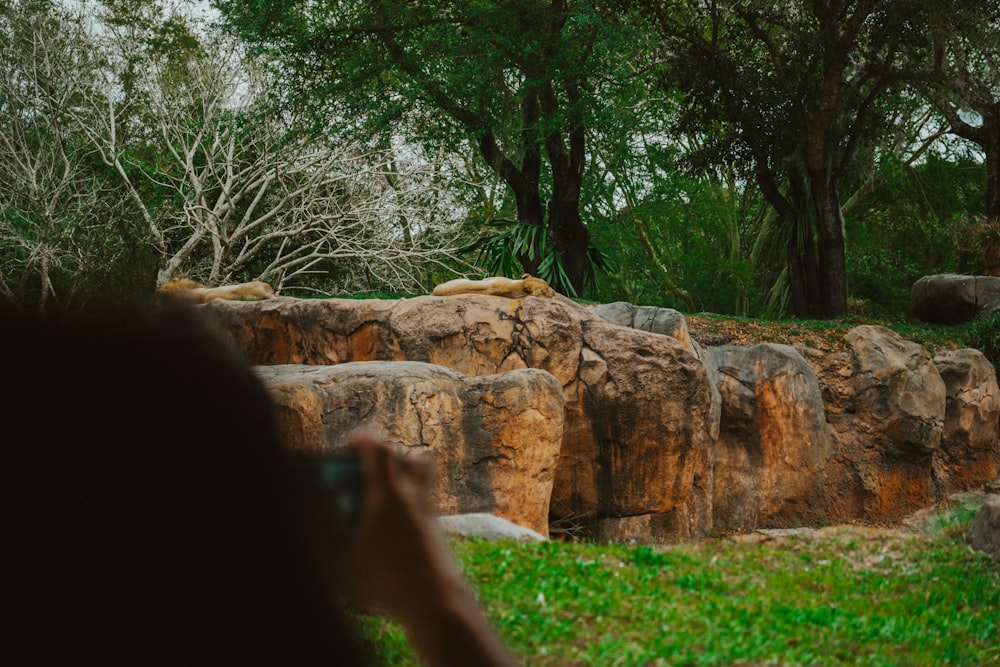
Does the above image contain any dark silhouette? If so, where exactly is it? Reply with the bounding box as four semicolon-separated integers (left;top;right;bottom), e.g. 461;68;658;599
3;300;514;666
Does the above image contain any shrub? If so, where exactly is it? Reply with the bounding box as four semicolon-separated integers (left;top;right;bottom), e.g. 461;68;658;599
966;310;1000;374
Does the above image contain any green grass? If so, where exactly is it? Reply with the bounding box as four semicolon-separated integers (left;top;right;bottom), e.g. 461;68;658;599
358;509;1000;666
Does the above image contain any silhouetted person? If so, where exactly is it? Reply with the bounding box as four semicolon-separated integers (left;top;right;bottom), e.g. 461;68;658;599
3;300;515;666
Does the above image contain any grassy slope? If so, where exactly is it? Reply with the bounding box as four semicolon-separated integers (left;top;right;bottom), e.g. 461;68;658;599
351;310;996;667
360;500;999;666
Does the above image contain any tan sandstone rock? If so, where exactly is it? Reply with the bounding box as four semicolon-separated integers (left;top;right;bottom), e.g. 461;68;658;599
254;361;564;536
933;348;1000;494
704;344;832;530
800;326;948;523
201;295;999;542
203;294;716;543
845;325;946;457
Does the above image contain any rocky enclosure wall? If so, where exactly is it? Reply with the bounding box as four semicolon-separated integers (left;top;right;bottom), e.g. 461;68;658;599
200;295;1000;544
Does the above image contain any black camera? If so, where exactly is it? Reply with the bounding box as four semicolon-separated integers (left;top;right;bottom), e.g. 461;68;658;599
285;451;366;541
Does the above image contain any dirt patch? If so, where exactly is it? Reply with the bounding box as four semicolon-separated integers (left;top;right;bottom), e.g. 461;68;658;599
686;314;965;355
686;315;855;352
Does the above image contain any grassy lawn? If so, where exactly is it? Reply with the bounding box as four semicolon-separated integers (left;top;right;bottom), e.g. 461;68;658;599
358;500;999;666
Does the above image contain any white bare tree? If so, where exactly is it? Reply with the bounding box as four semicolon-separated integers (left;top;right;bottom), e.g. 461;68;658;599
84;6;469;293
0;2;134;310
1;0;471;311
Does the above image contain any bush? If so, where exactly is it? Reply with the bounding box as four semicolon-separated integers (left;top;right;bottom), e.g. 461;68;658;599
966;310;1000;374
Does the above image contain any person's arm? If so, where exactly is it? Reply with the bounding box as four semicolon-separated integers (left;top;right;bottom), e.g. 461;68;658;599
342;430;518;667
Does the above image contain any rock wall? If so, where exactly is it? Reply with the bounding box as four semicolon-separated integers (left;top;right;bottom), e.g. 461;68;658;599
203;295;716;543
256;361;563;536
200;296;1000;543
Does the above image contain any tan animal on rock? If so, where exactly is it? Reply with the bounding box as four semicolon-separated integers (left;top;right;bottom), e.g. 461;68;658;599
157;278;276;304
431;274;555;299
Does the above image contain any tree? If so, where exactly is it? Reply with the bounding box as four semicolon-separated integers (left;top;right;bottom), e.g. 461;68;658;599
86;23;466;291
640;0;960;318
215;0;645;296
908;6;1000;223
0;0;144;312
582;97;766;314
0;0;467;307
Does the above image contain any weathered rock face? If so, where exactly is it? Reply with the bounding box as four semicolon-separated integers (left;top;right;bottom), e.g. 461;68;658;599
910;274;1000;324
201;295;1000;542
204;295;716;543
704;344;832;530
569;316;714;543
844;325;946;457
798;326;947;524
932;349;1000;494
254;361;564;536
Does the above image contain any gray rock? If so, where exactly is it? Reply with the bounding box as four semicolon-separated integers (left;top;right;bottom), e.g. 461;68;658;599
438;513;546;542
911;274;1000;324
967;495;1000;560
589;301;699;358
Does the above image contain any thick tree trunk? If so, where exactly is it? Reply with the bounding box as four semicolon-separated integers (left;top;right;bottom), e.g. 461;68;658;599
546;119;589;297
548;198;589;296
548;143;589;296
986;122;1000;221
475;129;547;279
811;177;849;318
513;187;547;278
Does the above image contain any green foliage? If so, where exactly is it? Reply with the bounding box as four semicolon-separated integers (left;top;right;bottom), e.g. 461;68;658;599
360;519;1000;665
845;153;986;316
214;0;652;294
966;311;1000;375
461;217;611;297
586;160;767;315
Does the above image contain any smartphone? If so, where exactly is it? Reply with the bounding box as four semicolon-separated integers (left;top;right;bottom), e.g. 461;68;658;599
285;452;366;540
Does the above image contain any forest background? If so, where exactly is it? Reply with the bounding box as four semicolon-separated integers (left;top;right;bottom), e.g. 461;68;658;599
3;0;999;326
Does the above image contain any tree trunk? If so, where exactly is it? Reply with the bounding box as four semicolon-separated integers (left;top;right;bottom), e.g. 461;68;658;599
811;176;849;318
548;130;589;297
513;187;547;278
545;102;589;296
548;197;590;296
475;129;547;279
986;120;1000;222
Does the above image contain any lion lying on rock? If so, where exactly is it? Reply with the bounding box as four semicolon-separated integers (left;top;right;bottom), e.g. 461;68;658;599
432;274;555;299
157;278;276;304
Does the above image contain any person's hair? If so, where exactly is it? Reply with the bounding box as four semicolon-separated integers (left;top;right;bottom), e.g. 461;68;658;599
3;301;370;665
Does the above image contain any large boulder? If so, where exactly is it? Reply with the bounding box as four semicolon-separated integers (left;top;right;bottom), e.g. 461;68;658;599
704;344;832;530
845;325;946;457
593;301;721;442
932;349;1000;494
201;295;1000;541
204;295;717;543
800;325;948;523
910;274;1000;324
254;361;564;537
570;315;715;543
589;302;700;359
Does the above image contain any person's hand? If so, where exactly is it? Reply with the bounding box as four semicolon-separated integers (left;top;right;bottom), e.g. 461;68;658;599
338;429;518;667
339;428;461;618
